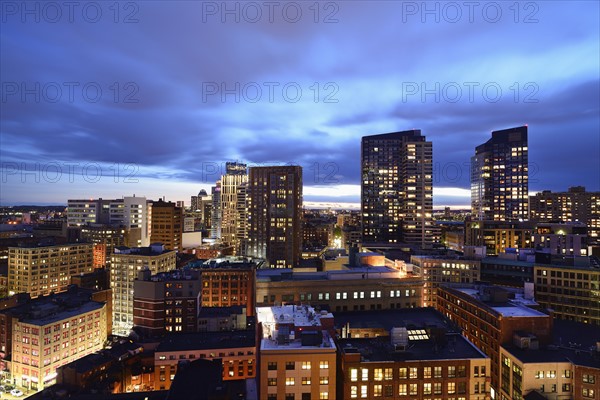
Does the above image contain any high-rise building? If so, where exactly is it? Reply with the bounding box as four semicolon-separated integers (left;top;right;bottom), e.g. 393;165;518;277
220;162;248;255
361;130;433;248
110;244;176;336
471;126;529;221
149;200;183;251
211;182;222;239
246;166;302;268
8;243;94;298
529;186;600;244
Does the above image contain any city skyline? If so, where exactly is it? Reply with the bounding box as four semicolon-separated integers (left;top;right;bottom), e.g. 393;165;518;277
1;2;599;208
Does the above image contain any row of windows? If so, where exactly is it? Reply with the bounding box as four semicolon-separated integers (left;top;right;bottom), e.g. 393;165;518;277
267;361;329;370
350;383;472;398
349;365;480;381
268;377;330;386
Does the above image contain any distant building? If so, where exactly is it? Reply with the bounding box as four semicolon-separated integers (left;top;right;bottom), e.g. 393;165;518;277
436;283;553;394
361;130;434;248
211;182;222;239
80;225;126;268
257;304;337;400
530;186;600;243
110;244;176;336
8;243;94;298
191;258;256;316
246;166;303;268
465;220;535;255
149;200;183;252
531;222;589;256
471;126;529;222
410;255;481;308
220;162;248;256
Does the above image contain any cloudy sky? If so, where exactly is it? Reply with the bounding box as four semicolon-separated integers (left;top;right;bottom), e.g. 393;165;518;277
1;1;598;208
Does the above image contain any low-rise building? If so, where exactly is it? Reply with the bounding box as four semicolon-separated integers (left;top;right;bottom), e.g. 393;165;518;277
133;268;202;338
411;255;481;307
257;304;337;400
499;320;600;400
534;262;600;325
337;315;491;400
8;289;109;391
154;330;256;390
436;283;553;396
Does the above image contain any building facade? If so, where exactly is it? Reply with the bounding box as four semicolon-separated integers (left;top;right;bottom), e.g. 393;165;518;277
149;200;183;252
110;244;176;336
9;296;108;391
361;130;434;248
410;255;481;308
133;268;202;337
8;243;94;298
534;263;600;325
246;166;303;268
256;266;423;312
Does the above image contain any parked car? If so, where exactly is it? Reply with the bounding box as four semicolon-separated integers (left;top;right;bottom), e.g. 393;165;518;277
10;388;24;397
0;385;5;392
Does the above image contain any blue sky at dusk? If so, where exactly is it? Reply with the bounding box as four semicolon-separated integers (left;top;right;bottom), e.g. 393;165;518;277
1;1;599;208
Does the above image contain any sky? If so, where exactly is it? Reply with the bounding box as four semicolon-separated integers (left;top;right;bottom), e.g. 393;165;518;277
1;1;599;208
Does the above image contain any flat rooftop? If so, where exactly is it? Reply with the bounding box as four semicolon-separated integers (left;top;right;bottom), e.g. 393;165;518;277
503;319;600;368
333;307;460;333
21;301;105;325
256;266;406;282
256;304;332;328
338;332;487;362
453;287;547;318
155;330;255;353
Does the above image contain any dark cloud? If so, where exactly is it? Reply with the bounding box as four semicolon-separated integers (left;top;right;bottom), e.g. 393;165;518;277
1;1;598;204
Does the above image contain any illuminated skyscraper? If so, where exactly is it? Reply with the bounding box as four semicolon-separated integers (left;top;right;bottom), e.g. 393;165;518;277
220;162;248;255
246;166;302;267
361;130;433;248
471;126;529;221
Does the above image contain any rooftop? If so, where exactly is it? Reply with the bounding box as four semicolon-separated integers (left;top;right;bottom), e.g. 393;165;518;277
333;307;460;333
155;330;255;353
503;319;600;369
256;265;408;282
257;305;336;351
338;332;487;362
455;287;545;317
21;300;105;325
